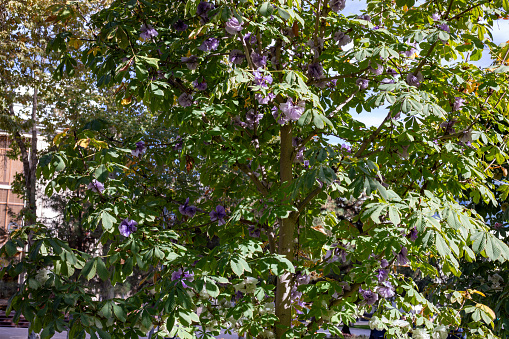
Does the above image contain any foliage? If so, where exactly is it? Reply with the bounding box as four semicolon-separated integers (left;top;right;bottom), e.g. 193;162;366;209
2;0;509;338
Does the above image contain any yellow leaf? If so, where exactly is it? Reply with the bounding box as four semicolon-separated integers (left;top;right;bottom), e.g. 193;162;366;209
91;139;109;150
465;81;478;94
476;303;496;320
88;46;101;56
121;96;132;105
68;38;82;49
53;129;68;145
468;289;486;297
403;5;408;11
76;138;90;149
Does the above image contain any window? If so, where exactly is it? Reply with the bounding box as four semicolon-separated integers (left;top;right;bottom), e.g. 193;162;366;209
0;136;24;233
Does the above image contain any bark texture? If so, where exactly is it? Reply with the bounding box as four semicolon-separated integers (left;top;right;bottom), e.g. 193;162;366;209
275;124;296;339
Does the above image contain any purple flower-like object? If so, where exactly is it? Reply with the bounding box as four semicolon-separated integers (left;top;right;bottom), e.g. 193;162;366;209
173;138;183;151
329;0;346;13
294;149;304;163
453;97;465;111
248;224;261;238
255;93;275;105
272;107;289;125
140;24;158;40
397;246;409;265
88;179;105;194
210;205;227;225
406;71;423;87
246;109;264;129
334;31;352;47
233;116;247;128
181;55;199;70
403;47;417;58
253;70;273;88
376;269;389;282
378;281;395;298
431;13;441;20
356;78;369;90
119;218;138;237
341;143;352;153
440;118;457;134
369;64;384;76
308;63;324;79
494;222;503;229
229;49;245;64
296;273;311;285
244;32;257;44
360;287;379;305
408;227;418;241
380;259;389;268
132;141;146;157
178;93;193;107
280;98;305;121
387;67;398;75
171;268;194;288
179;198;197;218
198;38;219;52
438;23;450;32
193;80;208;91
381;78;395;84
173;19;188;32
196;1;214;21
252;52;267;68
225;17;243;35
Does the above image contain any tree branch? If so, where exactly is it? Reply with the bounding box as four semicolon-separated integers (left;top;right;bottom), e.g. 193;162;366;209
353;111;392;158
447;1;488;21
237;162;269;196
297;186;323;213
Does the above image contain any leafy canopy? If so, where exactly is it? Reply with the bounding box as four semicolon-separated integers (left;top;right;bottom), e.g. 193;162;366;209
2;0;509;338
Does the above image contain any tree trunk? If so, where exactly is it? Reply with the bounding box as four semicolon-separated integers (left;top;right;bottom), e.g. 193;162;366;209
9;88;38;339
275;124;296;339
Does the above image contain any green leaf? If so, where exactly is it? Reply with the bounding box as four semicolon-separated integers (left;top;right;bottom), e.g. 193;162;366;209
96;259;110;281
138;56;159;69
4;240;18;257
99;302;112;319
388;206;400;225
435;233;451;257
101;211;116;232
97;329;111;339
259;2;274;16
95;164;109;182
112;303;126;322
494;65;509;73
116;27;129;50
313;113;325;129
471;231;487;253
230;256;251;276
81;259;97;280
278;7;290;20
28;278;40;290
503;0;509;11
205;278;220;298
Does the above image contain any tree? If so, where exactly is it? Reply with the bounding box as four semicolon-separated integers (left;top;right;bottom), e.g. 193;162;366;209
2;0;509;338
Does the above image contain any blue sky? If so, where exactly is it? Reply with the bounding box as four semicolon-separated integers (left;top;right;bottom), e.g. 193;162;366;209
331;0;509;132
